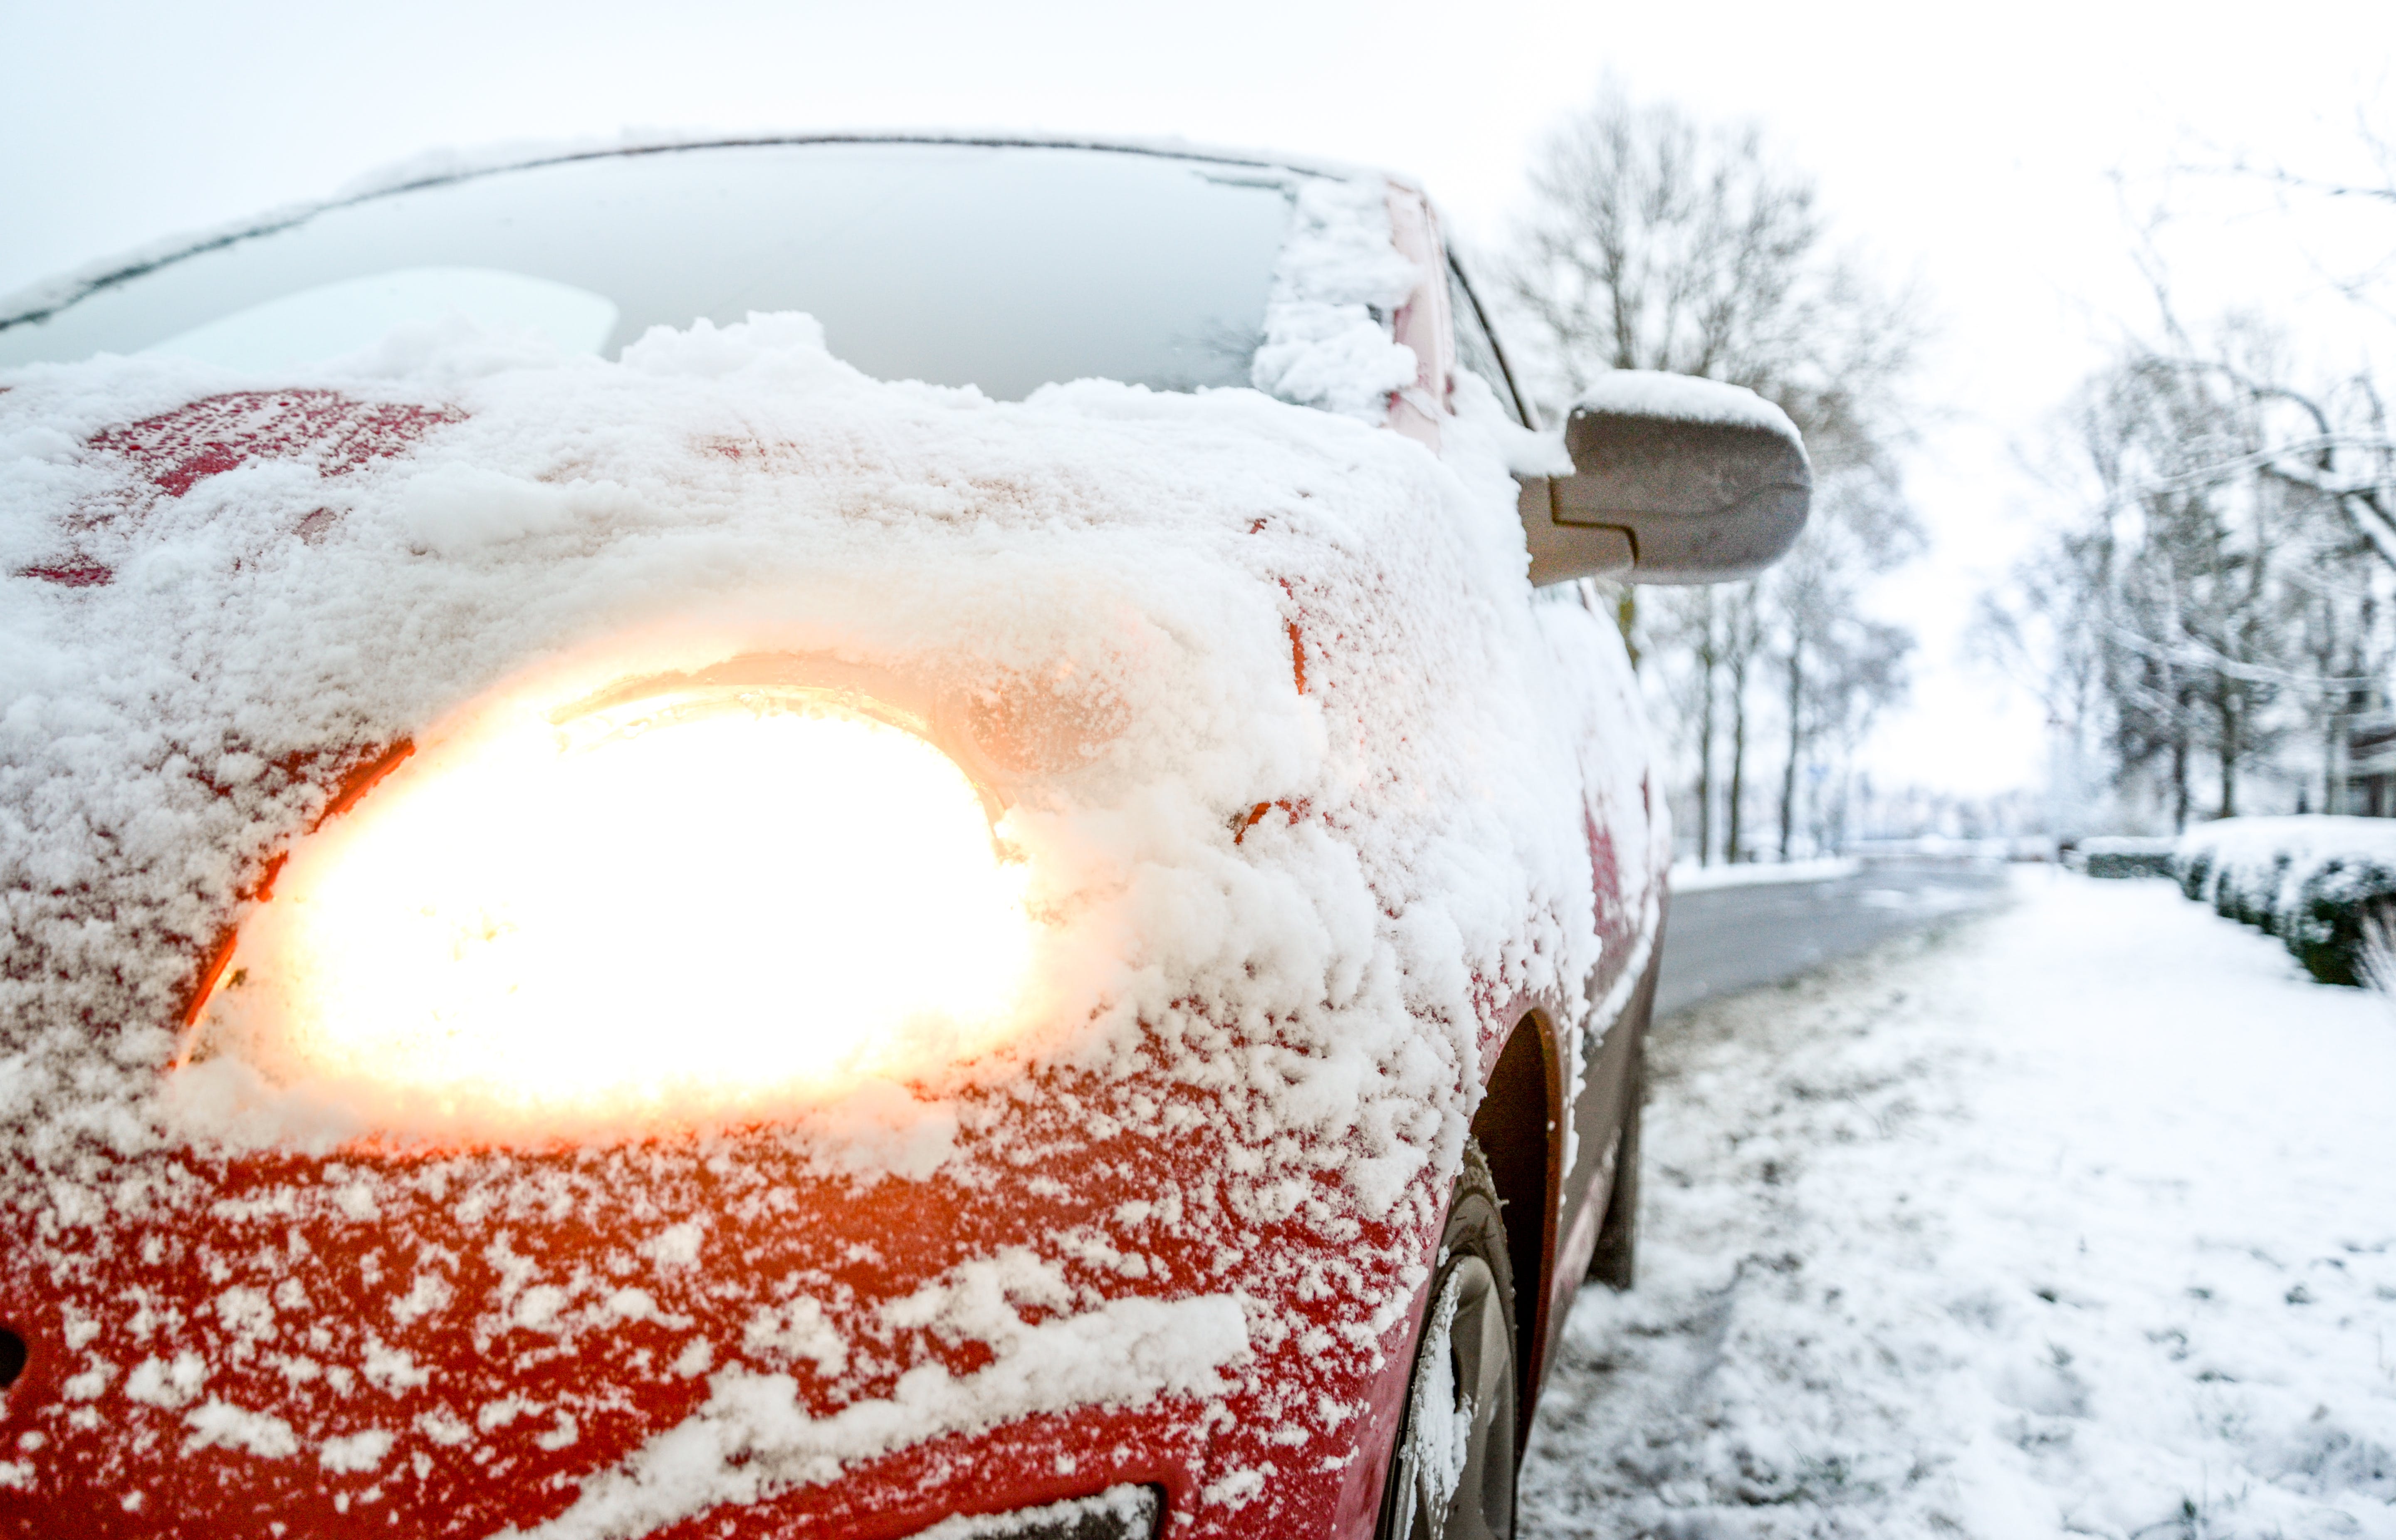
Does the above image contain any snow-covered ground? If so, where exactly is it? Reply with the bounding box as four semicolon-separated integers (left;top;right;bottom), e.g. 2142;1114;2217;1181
1523;870;2396;1539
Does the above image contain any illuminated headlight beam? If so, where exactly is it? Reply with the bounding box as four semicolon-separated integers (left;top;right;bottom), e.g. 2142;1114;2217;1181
195;698;1033;1137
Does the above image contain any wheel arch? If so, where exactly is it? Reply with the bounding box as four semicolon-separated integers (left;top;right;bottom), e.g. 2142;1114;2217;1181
1466;1011;1556;1428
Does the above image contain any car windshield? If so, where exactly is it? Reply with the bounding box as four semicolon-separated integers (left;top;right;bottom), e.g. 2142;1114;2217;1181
0;141;1301;399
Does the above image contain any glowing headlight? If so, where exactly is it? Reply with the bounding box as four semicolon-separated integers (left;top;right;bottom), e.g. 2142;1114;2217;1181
193;682;1034;1137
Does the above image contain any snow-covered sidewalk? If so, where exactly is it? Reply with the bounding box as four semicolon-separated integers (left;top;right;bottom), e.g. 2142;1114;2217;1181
1668;856;1862;893
1522;870;2396;1539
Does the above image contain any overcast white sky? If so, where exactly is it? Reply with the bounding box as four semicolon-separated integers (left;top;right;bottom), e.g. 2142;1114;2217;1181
7;0;2393;800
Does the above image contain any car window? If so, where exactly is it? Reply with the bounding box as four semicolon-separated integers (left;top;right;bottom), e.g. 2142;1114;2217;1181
143;267;623;373
1447;260;1529;427
0;142;1298;401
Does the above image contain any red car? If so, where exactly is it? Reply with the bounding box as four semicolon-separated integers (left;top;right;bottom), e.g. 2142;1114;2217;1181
0;136;1807;1540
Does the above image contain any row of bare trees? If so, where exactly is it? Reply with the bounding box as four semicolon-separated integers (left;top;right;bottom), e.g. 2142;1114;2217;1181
1980;125;2396;829
1493;86;1924;862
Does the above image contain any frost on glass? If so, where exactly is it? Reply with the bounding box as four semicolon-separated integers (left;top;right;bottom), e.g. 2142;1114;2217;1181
0;142;1293;399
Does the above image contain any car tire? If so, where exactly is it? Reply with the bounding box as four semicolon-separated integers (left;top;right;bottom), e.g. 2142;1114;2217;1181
1376;1142;1518;1540
1586;1033;1644;1291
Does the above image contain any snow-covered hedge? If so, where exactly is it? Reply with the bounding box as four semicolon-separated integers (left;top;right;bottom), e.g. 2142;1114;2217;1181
2171;816;2396;985
2073;836;2175;880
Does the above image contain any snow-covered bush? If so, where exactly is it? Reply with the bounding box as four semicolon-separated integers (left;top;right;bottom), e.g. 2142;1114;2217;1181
2171;817;2396;985
2073;836;2174;879
2360;907;2396;996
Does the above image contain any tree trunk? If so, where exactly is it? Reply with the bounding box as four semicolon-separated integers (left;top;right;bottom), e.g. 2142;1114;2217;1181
1695;640;1717;866
2325;683;2344;816
1777;643;1805;862
2171;689;2192;832
1727;654;1749;862
2217;691;2239;820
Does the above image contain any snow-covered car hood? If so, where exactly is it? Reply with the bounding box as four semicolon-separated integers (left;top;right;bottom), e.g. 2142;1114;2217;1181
1;302;1619;1156
0;220;1656;1530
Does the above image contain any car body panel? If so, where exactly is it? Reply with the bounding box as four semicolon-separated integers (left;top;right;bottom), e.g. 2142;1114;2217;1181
0;138;1667;1538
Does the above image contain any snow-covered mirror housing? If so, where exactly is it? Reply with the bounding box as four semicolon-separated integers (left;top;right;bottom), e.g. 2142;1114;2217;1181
1520;371;1811;587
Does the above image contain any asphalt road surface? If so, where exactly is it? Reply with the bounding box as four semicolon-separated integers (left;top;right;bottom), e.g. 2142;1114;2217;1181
1653;857;2016;1020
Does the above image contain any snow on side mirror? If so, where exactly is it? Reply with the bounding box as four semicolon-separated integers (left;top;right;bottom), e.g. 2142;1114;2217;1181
1519;372;1811;587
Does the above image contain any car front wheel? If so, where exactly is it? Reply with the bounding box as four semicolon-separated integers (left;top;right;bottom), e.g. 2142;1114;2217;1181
1377;1142;1518;1540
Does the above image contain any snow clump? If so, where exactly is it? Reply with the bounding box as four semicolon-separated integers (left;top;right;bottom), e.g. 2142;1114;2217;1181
1249;176;1424;421
1571;369;1803;440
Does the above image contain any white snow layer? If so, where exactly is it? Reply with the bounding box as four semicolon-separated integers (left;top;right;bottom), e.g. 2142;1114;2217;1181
2176;815;2396;977
1522;871;2396;1540
1668;856;1859;893
0;168;1664;1526
1570;371;1802;440
1395;1267;1473;1539
2075;836;2175;858
2178;814;2396;869
503;1288;1244;1540
2178;815;2396;905
902;1483;1155;1540
1249;177;1425;423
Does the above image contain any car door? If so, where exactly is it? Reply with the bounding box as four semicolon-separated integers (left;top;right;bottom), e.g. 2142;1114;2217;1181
1444;251;1668;1388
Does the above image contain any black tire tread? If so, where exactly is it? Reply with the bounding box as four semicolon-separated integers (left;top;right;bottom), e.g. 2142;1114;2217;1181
1375;1141;1519;1540
1446;1142;1515;1346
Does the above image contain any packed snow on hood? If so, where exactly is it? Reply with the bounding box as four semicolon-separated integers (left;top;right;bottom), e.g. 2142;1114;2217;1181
0;174;1612;1165
1523;870;2396;1540
0;164;1662;1529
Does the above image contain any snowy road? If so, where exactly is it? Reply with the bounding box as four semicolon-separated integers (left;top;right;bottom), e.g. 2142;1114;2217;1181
1522;870;2396;1539
1656;858;2013;1019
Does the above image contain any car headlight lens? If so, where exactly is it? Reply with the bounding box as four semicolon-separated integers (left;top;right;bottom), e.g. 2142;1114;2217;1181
192;681;1035;1138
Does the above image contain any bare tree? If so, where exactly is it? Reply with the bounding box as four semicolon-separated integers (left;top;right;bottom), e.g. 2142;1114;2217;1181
1500;82;1924;476
1968;104;2396;831
1722;587;1764;862
2139;111;2396;570
1796;616;1911;852
1647;587;1726;863
1501;83;1928;860
1765;456;1922;856
1983;320;2387;828
1772;573;1915;859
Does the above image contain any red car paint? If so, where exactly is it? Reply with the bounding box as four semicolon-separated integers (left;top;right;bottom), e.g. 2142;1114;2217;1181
16;390;463;586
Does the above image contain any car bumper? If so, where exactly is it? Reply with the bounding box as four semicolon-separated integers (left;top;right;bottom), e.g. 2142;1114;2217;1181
0;1040;1436;1539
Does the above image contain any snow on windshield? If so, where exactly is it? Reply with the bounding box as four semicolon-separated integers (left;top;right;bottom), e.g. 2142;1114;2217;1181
0;141;1298;400
0;166;1660;1527
148;267;621;373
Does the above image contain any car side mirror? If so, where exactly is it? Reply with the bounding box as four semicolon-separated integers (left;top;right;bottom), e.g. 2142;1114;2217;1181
1518;372;1811;587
